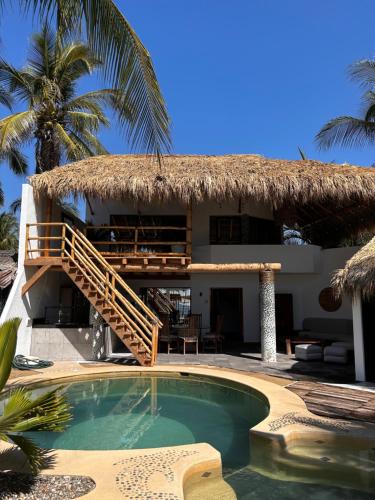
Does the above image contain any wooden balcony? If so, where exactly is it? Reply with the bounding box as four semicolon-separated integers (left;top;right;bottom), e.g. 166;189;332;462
25;223;192;274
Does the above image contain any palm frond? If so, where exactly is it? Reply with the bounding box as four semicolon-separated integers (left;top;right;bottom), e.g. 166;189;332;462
350;59;375;87
54;122;80;159
0;318;21;392
66;110;108;131
0;111;36;152
0;60;33;104
6;434;55;473
316;116;375;149
27;25;57;79
55;42;99;86
24;0;171;154
9;198;21;214
0;184;4;206
297;146;307;160
0;386;71;433
0;148;28;175
68;128;108;156
0;87;13;110
59;200;79;217
0;212;19;250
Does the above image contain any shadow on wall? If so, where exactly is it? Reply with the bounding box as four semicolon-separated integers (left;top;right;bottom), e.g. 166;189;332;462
30;327;94;361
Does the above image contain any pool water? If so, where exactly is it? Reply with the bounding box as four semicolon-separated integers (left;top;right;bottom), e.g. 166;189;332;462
21;375;375;499
27;375;268;469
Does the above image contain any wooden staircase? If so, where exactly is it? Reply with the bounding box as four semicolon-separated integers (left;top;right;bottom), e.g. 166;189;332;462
59;224;161;366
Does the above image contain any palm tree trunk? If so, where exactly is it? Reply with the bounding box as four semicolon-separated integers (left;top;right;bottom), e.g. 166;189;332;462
35;129;60;173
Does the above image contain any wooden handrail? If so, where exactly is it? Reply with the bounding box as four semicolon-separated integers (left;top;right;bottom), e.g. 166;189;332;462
63;249;152;353
71;226;161;326
26;222;160;362
66;237;154;353
66;227;159;328
86;225;187;230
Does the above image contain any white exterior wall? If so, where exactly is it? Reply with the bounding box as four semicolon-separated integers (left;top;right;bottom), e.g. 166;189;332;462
0;184;63;354
126;247;355;343
89;197;357;342
30;327;93;361
2;188;358;357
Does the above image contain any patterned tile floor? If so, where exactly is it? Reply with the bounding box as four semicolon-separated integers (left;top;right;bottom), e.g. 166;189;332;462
156;350;356;383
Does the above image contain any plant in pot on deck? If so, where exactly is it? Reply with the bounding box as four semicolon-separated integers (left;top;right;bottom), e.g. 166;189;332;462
0;318;71;473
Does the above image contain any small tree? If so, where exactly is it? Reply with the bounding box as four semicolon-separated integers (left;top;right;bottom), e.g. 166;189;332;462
0;318;71;472
0;212;18;251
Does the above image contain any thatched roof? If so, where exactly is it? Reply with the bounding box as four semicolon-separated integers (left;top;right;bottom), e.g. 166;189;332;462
29;154;375;246
332;237;375;299
30;154;375;205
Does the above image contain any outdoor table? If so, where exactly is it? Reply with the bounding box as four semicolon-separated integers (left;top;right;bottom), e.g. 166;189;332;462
285;337;323;356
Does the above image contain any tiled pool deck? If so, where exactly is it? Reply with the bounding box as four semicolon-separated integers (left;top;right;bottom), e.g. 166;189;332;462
157;351;356;383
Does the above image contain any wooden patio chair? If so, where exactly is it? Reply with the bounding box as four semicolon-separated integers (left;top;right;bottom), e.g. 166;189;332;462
178;314;201;355
202;315;224;353
158;313;178;354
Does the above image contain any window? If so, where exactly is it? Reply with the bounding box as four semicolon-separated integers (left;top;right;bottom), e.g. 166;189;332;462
210;216;242;244
210;215;281;245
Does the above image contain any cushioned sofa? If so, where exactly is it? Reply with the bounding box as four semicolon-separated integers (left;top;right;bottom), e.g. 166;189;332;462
299;317;353;343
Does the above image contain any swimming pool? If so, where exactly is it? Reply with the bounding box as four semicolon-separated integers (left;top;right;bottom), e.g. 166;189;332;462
12;373;375;499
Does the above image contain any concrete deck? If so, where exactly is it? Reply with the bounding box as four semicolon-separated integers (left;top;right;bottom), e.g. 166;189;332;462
160;350;355;383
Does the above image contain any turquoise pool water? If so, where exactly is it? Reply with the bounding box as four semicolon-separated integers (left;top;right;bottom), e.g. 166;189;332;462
27;375;268;469
21;375;375;499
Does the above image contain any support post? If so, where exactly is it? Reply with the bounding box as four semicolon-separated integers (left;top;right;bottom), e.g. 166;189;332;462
259;268;277;362
352;292;366;382
186;200;192;258
43;197;53;257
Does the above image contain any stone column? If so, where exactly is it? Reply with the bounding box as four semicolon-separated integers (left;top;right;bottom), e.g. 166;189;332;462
90;305;106;361
259;268;277;362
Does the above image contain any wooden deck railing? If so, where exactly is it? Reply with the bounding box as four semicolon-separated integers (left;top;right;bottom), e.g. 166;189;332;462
84;225;190;257
26;222;161;365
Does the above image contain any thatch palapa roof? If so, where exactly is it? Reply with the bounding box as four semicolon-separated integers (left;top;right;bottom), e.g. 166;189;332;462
30;154;375;246
30;154;375;205
332;237;375;299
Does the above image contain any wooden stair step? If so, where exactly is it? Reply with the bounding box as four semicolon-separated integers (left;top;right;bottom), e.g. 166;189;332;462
61;245;157;368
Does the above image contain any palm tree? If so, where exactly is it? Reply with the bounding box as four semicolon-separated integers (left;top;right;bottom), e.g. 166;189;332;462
0;212;18;251
316;59;375;149
0;87;27;206
0;0;171;156
0;27;131;173
0;318;71;473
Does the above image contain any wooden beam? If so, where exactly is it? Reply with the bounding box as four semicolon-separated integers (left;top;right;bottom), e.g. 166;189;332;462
187;263;281;273
22;264;53;296
24;257;62;267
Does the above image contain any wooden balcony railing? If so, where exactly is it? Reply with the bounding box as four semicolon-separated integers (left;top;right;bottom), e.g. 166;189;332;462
84;225;191;257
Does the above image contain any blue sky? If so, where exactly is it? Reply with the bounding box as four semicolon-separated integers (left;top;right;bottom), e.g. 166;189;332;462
1;0;375;211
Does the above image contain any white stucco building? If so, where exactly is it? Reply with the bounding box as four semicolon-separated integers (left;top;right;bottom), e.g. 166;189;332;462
1;154;374;376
